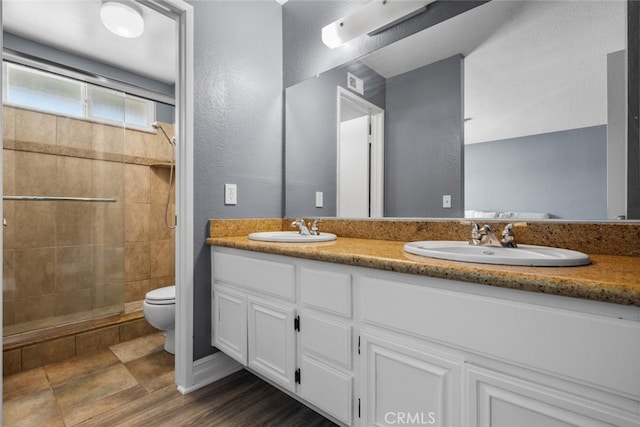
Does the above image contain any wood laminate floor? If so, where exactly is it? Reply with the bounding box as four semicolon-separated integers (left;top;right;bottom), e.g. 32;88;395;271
3;333;336;427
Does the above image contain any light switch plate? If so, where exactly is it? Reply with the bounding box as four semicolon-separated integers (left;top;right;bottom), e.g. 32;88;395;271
225;183;237;205
443;195;452;208
315;191;324;208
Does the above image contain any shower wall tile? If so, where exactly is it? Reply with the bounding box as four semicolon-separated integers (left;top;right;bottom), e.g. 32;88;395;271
13;295;57;324
4;249;16;300
93;203;124;245
149;203;175;241
3;106;16;141
125;203;150;243
119;318;157;342
150;167;173;204
125;130;149;159
55;288;92;316
75;326;120;355
14;248;56;299
57;117;92;151
92;160;124;200
93;245;125;287
57;156;93;198
3;201;16;249
14;202;56;249
56;246;94;291
125;279;152;303
56;203;93;246
4;300;15;327
93;123;124;156
21;336;76;371
125;242;150;282
93;283;125;309
15;151;57;197
4;108;175;349
150;240;174;279
4;149;16;194
15;109;56;146
3;349;22;377
125;164;150;203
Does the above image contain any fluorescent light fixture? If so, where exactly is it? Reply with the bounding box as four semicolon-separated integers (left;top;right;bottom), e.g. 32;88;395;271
322;0;434;49
100;0;144;39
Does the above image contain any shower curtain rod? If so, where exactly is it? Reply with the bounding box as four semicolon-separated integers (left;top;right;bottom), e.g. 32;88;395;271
3;196;117;202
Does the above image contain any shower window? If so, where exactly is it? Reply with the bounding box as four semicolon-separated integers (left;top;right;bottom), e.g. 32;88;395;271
3;62;155;130
5;63;84;117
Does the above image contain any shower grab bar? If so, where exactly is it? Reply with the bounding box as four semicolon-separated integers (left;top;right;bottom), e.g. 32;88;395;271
3;196;117;202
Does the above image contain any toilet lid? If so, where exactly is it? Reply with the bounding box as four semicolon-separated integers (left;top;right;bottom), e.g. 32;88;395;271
145;285;175;304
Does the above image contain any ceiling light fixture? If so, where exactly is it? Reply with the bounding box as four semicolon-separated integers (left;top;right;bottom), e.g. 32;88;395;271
322;0;435;49
100;0;144;39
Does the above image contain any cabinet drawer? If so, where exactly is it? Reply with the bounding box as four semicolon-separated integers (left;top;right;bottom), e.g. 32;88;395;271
300;267;351;317
361;275;640;398
213;251;295;300
301;312;352;368
299;356;353;425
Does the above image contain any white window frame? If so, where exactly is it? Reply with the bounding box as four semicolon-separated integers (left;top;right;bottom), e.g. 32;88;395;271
3;61;156;131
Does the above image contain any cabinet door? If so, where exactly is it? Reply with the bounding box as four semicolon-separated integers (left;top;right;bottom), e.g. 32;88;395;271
248;296;297;392
361;332;462;427
467;365;639;427
298;355;353;425
212;285;247;365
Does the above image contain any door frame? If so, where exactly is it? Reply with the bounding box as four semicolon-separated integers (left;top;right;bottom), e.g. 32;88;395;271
336;87;385;217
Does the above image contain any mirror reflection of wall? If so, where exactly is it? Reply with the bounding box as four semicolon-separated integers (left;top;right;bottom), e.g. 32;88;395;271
285;0;627;221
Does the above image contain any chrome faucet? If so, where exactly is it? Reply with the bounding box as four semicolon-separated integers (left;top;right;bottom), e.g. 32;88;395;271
291;218;323;235
291;218;312;235
469;223;518;248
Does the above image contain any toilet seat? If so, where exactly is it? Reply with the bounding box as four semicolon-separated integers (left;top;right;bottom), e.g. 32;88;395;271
145;286;175;305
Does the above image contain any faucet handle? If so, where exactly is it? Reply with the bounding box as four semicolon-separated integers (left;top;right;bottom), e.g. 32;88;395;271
501;223;517;248
469;222;483;245
310;218;323;235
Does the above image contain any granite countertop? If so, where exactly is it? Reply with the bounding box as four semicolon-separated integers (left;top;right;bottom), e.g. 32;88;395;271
206;235;640;307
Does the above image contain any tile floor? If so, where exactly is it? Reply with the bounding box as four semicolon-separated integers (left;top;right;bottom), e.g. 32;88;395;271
3;332;173;426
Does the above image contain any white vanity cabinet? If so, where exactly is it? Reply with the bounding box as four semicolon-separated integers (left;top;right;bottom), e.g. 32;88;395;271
360;331;463;427
298;267;355;425
212;249;297;392
211;246;640;427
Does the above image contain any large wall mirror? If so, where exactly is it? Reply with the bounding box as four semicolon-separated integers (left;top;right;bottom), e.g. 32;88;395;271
285;0;628;221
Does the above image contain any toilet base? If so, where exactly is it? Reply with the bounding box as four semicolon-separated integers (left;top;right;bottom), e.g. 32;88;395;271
163;329;175;354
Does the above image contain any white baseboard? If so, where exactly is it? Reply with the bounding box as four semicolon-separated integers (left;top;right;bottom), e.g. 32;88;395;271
177;351;243;395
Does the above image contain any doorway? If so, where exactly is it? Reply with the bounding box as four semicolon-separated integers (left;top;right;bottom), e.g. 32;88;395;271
337;87;385;218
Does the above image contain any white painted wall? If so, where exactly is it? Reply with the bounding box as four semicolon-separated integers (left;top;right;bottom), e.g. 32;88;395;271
464;1;626;144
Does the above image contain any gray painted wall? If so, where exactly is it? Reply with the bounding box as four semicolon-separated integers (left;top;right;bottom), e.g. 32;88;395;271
190;0;283;359
384;55;464;218
285;61;385;217
465;126;607;220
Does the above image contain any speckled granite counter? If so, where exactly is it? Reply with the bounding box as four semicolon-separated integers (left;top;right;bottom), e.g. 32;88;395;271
206;219;640;307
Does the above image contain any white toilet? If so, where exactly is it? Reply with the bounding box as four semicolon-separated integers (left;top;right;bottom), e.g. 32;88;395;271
143;285;176;354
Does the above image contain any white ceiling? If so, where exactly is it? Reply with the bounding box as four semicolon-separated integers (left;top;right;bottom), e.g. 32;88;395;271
361;0;626;144
3;0;176;84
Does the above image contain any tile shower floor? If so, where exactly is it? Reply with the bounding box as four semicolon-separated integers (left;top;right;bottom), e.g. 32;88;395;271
3;333;336;426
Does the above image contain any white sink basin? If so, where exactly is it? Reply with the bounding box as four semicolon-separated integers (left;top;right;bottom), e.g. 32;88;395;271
248;231;337;243
404;241;590;267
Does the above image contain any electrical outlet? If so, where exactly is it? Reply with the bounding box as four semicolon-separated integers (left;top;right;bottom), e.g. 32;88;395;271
315;191;324;208
225;183;237;205
443;195;452;208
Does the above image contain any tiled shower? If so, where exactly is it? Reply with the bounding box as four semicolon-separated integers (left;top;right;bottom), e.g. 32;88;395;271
3;105;175;341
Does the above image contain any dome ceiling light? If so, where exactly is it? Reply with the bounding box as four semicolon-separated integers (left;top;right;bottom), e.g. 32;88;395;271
100;0;144;39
